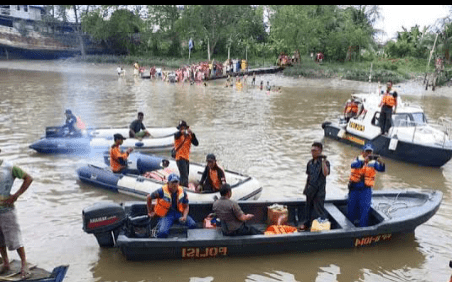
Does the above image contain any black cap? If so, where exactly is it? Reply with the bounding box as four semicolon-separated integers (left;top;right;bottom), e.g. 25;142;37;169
114;133;126;140
177;120;189;129
206;153;216;161
65;109;72;114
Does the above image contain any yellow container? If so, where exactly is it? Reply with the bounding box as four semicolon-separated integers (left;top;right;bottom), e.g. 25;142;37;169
310;218;331;232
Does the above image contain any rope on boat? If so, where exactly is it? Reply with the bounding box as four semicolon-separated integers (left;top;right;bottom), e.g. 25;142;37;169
374;191;430;218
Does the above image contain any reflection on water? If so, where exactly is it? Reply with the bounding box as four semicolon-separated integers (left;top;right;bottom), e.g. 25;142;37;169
0;60;451;282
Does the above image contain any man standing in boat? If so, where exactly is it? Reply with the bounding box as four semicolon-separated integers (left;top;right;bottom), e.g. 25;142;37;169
129;112;151;140
299;142;330;231
0;148;33;279
378;82;397;135
146;174;196;238
347;144;385;227
110;134;133;174
173;120;199;188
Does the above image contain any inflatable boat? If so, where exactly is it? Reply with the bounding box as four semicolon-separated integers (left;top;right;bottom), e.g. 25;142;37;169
29;126;177;154
76;152;263;202
322;92;452;167
82;189;442;260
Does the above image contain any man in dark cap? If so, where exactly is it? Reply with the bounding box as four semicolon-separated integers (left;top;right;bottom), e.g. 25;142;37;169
173;120;198;187
197;154;226;192
110;134;133;173
59;109;80;137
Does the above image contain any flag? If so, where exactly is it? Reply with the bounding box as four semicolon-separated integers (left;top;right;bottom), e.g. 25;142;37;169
189;38;193;51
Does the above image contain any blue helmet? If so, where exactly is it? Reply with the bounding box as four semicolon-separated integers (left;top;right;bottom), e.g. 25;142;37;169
362;143;374;152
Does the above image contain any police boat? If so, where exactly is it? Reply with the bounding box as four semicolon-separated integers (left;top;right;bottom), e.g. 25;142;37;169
322;92;452;167
82;189;441;260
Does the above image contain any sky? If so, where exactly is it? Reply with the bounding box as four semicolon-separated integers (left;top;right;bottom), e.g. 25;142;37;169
375;5;450;43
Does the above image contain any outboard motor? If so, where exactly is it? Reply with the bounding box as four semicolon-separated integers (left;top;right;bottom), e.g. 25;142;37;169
82;202;126;247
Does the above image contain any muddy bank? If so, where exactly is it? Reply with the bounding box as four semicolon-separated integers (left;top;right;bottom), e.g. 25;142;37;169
1;59;450;97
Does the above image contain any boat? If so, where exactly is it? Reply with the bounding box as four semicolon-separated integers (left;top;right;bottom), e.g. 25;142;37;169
76;152;263;202
29;126;177;154
81;189;442;260
0;260;68;282
322;92;452;167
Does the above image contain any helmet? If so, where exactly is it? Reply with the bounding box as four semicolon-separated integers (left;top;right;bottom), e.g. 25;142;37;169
362;143;374;152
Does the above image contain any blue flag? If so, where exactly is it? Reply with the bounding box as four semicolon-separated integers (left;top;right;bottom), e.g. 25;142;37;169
189;39;193;51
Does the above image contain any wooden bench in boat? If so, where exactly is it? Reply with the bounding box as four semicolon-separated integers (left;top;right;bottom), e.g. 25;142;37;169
324;203;356;229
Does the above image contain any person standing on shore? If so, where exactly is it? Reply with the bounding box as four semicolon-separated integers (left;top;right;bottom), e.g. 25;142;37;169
0;148;33;279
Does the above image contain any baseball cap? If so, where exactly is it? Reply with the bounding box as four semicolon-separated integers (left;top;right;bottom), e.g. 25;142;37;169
177;120;189;129
114;133;127;140
168;173;180;183
206;153;216;161
363;143;374;152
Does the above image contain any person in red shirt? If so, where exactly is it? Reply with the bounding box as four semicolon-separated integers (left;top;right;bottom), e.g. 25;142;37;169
110;134;133;173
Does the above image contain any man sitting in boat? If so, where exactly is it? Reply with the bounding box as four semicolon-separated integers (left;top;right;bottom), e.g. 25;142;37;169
146;174;197;238
129;112;151;140
59;109;82;137
197;154;226;192
110;134;133;174
347;144;385;227
212;184;262;236
343;97;359;122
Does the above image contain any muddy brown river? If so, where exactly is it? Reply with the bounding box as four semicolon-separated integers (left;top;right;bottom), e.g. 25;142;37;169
0;60;451;282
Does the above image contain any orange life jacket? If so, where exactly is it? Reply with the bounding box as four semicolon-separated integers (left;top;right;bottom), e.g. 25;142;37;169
264;225;298;235
381;93;396;108
345;102;358;114
363;164;377;187
154;184;187;217
174;135;192;161
109;145;129;173
208;168;222;191
349;156;365;183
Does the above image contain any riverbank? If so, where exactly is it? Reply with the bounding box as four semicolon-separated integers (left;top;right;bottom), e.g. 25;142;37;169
0;58;450;96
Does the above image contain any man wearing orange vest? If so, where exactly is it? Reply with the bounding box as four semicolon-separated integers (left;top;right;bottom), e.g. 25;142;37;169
378;82;397;135
344;98;359;122
347;144;385;227
174;120;199;187
197;154;226;192
110;134;133;173
146;174;196;238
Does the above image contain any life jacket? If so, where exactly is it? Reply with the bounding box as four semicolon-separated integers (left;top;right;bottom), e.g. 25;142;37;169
363;163;377;187
154;184;187;217
76;116;86;130
382;93;396;108
208;166;224;191
174;134;192;161
349;155;365;183
345;102;358;114
264;225;297;235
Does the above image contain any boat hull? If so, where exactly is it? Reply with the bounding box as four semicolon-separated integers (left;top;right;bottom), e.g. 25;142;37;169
30;127;177;154
82;190;441;260
323;122;452;167
77;153;262;202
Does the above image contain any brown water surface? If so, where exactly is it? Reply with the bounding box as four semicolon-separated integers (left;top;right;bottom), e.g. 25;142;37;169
0;60;451;282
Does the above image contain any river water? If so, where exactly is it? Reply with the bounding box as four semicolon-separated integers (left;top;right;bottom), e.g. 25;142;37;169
0;60;451;282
